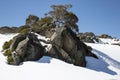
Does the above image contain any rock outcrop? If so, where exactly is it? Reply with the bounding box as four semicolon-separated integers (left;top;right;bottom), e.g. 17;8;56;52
98;34;113;39
0;26;19;34
8;33;45;65
46;27;98;67
77;32;99;43
3;27;97;67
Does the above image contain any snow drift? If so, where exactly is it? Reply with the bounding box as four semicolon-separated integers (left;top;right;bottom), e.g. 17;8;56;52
0;34;120;80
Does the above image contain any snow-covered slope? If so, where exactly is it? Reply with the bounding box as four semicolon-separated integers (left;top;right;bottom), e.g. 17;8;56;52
0;34;120;80
99;38;120;44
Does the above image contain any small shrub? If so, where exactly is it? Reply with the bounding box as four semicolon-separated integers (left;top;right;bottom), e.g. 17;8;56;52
19;25;30;34
32;27;41;33
2;39;12;50
7;56;13;64
2;39;13;64
20;28;29;34
3;49;11;56
2;42;9;50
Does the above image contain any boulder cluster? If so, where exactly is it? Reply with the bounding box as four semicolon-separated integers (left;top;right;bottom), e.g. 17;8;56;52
77;32;99;43
2;27;98;67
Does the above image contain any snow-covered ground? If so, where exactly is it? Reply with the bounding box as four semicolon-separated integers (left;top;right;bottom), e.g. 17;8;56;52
0;34;120;80
99;38;120;44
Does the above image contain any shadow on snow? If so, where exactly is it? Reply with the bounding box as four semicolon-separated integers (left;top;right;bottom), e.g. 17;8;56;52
86;49;120;75
34;49;120;75
37;56;52;63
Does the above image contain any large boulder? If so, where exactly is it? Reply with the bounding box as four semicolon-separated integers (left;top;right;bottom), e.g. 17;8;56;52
10;34;27;51
46;27;98;67
16;33;45;61
9;33;45;65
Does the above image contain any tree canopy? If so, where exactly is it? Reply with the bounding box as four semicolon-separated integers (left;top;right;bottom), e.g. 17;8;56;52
26;15;39;27
24;4;79;33
47;4;79;32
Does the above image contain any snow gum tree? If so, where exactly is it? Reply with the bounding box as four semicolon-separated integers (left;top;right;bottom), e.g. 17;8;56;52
44;4;79;32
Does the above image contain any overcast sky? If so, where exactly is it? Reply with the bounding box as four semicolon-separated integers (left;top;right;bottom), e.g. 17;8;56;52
0;0;120;38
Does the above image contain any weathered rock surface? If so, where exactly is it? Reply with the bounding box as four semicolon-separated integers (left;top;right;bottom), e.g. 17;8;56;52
10;34;27;51
9;33;45;65
46;27;98;67
5;27;97;67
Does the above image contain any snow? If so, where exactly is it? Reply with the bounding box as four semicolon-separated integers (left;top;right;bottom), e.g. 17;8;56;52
0;34;120;80
99;38;120;44
32;32;52;51
32;32;50;41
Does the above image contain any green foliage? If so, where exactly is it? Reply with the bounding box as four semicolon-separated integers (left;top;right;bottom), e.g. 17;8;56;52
21;4;79;34
20;28;29;34
46;4;79;32
2;40;13;64
19;25;30;34
2;39;13;64
38;17;53;27
26;15;39;26
7;56;13;64
3;49;11;56
2;42;9;50
30;17;53;33
18;4;79;35
31;27;41;33
2;39;12;50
